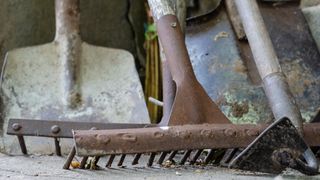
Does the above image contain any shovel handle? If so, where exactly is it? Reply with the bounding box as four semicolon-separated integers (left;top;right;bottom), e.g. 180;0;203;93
234;0;303;132
54;0;82;108
55;0;80;40
148;0;197;84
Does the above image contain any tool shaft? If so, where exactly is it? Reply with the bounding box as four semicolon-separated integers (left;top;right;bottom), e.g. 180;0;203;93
235;0;303;132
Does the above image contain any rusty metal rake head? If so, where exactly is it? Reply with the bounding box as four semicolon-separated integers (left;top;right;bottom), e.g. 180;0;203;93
68;117;320;174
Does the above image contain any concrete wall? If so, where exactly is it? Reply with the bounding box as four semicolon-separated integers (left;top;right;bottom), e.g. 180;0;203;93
0;0;146;69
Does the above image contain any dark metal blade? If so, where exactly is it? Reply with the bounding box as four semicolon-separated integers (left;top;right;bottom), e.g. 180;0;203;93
229;118;314;174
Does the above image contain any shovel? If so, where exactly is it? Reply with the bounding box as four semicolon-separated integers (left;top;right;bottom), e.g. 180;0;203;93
0;0;149;154
149;0;230;126
229;0;318;174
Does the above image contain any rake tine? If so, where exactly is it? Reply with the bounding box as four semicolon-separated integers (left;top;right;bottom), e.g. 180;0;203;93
132;154;142;165
17;135;27;155
79;156;88;169
179;150;192;165
158;151;169;165
94;156;100;166
204;149;216;164
147;153;156;167
190;149;203;165
118;154;126;166
63;146;76;169
168;151;177;161
54;137;61;156
106;154;116;168
220;149;238;167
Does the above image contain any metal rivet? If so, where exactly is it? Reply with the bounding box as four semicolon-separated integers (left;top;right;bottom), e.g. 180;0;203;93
51;125;60;134
154;131;164;138
200;129;211;137
170;22;177;28
224;128;236;137
122;134;137;142
98;135;110;145
12;123;21;131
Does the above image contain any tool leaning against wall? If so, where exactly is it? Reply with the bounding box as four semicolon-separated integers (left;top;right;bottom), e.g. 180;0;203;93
0;0;149;155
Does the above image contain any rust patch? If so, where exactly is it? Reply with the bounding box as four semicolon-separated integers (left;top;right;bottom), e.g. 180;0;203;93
233;59;248;74
213;31;229;41
231;101;249;118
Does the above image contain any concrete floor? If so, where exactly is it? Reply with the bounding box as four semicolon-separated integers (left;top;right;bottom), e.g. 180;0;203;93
0;153;319;180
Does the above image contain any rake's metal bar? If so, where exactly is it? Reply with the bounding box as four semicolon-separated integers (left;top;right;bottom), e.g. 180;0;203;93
63;146;76;169
73;123;320;156
74;123;263;156
7;119;153;138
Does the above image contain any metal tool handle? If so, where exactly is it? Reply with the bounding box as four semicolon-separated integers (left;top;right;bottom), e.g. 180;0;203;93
55;0;80;41
55;0;82;108
234;0;318;174
234;0;302;132
148;0;197;84
158;0;186;126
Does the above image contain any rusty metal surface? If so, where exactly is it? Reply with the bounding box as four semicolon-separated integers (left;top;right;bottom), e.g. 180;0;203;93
7;119;153;138
225;0;245;40
261;2;320;123
184;2;320;124
156;14;230;125
186;8;272;124
235;0;304;132
312;110;320;122
230;118;318;175
73;122;320;156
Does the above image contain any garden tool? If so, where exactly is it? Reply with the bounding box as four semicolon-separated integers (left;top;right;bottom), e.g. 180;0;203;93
63;0;232;168
147;0;230;126
0;0;149;155
229;0;318;175
63;0;320;175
